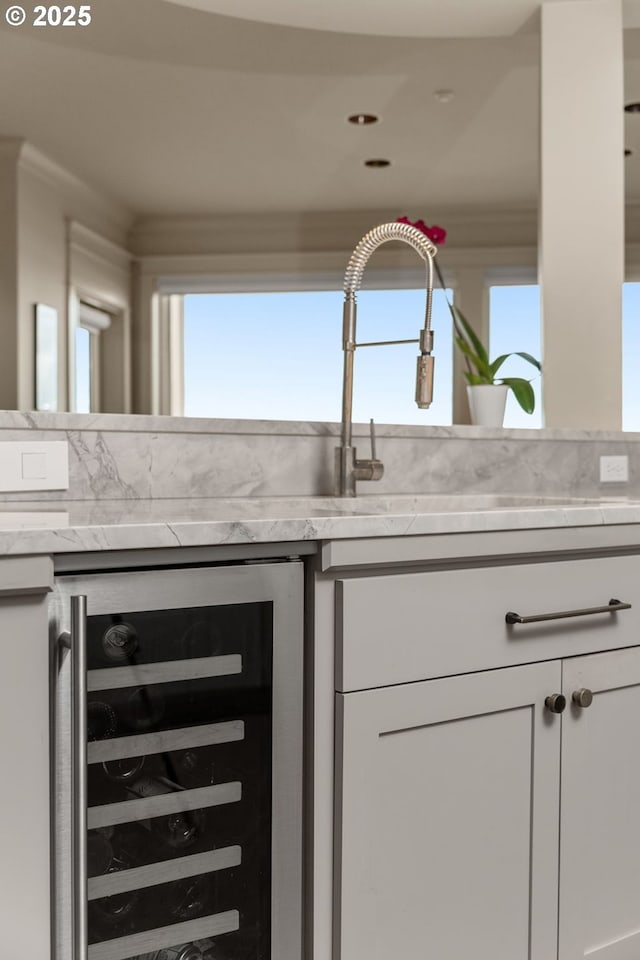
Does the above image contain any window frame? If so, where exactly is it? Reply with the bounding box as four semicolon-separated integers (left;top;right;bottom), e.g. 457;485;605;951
144;246;539;420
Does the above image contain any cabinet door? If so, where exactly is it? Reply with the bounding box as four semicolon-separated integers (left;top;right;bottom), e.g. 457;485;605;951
335;661;562;960
1;592;51;956
560;647;640;960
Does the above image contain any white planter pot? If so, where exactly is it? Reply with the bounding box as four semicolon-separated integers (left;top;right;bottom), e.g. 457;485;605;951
466;384;509;427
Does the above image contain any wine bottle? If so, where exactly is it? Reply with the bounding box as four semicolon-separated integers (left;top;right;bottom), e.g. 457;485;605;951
87;829;140;937
143;938;225;960
89;893;139;938
178;619;224;659
142;945;204;960
88;686;165;743
122;685;165;731
102;755;145;783
110;821;150;868
87;701;118;741
101;619;138;662
164;875;210;921
193;941;225;960
87;833;113;877
171;748;219;790
126;775;206;848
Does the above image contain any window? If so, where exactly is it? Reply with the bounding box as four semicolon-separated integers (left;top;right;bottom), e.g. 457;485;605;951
623;282;640;431
489;285;542;428
73;302;112;413
182;288;453;425
74;325;92;413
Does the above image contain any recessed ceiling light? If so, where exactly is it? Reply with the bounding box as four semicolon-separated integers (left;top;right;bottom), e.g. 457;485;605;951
625;102;640;113
625;148;633;156
433;89;455;103
348;113;379;125
364;159;391;168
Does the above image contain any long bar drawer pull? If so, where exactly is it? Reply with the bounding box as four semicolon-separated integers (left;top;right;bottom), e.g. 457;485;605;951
505;598;631;625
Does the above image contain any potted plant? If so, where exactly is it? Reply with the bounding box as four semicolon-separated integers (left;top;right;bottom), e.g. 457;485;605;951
398;217;541;426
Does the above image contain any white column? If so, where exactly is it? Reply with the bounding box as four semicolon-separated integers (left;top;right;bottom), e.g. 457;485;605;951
452;267;489;424
539;0;624;429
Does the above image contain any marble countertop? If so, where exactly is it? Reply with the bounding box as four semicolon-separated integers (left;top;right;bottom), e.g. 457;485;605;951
3;493;640;556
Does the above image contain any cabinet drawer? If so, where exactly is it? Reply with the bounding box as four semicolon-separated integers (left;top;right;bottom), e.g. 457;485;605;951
336;554;640;691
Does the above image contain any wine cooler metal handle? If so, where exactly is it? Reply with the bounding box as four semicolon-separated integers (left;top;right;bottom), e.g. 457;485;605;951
505;598;631;625
60;595;88;960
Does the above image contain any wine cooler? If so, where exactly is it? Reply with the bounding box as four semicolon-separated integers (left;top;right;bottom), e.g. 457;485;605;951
50;561;303;960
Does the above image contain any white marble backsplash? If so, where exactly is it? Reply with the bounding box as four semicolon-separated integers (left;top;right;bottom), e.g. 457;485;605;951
2;411;640;502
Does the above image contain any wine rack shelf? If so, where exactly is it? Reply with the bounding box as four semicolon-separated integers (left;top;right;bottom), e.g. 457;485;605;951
88;720;245;765
88;781;242;831
88;911;240;960
87;654;243;692
88;846;242;900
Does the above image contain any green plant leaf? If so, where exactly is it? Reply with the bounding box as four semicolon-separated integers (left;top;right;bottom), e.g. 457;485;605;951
454;336;493;381
513;352;542;372
431;252;542;391
499;377;535;414
451;306;489;365
489;354;510;378
432;258;475;378
464;372;487;386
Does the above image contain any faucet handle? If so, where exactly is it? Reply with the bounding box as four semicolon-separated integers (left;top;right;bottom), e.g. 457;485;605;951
351;419;384;483
351;419;384;486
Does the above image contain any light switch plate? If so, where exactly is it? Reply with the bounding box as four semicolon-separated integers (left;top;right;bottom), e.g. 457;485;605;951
599;455;629;483
0;441;69;492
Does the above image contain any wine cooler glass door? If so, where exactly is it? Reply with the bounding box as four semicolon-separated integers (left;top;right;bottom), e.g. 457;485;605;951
52;562;303;960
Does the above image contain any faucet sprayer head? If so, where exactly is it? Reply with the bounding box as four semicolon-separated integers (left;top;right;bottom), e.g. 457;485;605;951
415;327;434;408
415;355;434;408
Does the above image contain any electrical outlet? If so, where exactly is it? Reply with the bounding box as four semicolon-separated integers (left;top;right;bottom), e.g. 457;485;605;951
599;455;629;483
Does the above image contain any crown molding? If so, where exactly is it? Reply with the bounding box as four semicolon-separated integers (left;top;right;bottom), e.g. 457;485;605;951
129;205;540;258
18;142;134;242
69;220;132;273
141;244;537;293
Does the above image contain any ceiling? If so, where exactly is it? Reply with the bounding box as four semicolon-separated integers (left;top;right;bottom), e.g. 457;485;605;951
164;0;640;38
0;0;637;219
162;0;544;38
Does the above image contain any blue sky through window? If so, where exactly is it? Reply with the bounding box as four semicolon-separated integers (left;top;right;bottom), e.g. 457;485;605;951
75;325;91;414
623;283;640;432
184;289;453;424
489;285;542;429
184;283;640;429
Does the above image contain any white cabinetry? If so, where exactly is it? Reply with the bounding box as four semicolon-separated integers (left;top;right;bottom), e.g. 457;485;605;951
335;662;561;960
560;646;640;960
332;553;640;960
0;556;53;955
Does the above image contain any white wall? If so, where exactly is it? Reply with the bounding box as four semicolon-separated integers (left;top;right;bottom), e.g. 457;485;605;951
0;139;134;412
17;164;67;410
0;141;19;411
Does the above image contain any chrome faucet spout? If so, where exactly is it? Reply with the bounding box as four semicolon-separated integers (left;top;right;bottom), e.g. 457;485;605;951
336;221;439;497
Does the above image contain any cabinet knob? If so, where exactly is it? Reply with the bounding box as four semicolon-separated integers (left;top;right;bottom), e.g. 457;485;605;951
572;688;593;709
545;693;567;714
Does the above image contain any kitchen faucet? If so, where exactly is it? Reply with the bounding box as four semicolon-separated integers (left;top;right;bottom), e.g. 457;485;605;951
336;221;439;496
